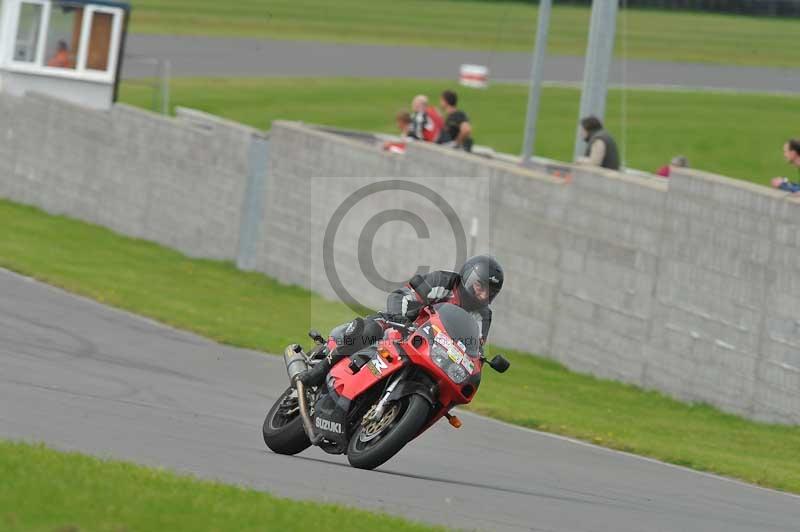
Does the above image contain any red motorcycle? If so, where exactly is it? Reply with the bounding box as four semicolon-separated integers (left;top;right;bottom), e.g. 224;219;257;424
262;303;510;470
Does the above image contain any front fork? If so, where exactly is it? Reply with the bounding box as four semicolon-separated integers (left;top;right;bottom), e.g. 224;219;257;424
366;368;408;422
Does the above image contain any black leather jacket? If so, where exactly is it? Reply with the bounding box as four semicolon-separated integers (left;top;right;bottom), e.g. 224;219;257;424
386;270;492;342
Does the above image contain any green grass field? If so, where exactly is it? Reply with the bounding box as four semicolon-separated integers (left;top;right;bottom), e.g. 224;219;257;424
2;199;799;494
0;440;443;532
129;0;798;68
119;77;799;187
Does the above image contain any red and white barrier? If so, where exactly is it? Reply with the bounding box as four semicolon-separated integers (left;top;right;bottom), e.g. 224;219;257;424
459;64;489;89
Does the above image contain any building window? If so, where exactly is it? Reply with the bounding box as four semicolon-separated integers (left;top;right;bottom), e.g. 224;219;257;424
14;2;43;63
44;2;83;69
9;1;124;79
85;11;112;71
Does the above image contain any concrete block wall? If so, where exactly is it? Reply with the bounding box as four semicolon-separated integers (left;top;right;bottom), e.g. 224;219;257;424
761;195;800;421
551;169;667;384
1;93;797;425
486;162;570;358
258;123;491;313
0;92;256;261
259;122;800;424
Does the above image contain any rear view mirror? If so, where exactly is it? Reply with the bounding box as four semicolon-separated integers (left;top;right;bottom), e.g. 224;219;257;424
488;355;510;373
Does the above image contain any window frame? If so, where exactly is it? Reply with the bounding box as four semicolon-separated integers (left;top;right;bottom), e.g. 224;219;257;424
6;0;124;83
10;0;47;66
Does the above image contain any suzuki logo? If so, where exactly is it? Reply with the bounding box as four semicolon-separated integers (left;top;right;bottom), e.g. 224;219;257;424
315;417;343;434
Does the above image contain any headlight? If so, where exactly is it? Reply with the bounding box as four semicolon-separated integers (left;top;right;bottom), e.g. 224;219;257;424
430;342;469;384
446;363;469;383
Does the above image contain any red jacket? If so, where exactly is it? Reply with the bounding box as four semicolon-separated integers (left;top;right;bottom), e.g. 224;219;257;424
412;107;444;143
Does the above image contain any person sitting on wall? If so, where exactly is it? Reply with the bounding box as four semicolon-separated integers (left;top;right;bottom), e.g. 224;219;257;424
772;139;800;193
656;155;689;178
438;90;473;152
576;116;620;171
47;41;72;69
411;94;444;143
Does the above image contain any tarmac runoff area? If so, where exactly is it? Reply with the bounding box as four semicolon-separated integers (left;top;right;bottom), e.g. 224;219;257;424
1;268;799;531
123;35;800;95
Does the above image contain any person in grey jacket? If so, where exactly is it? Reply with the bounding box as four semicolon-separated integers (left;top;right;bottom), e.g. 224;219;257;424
577;116;620;171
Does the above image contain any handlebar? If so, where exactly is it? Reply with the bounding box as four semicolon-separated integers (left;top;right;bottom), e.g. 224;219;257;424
375;313;417;334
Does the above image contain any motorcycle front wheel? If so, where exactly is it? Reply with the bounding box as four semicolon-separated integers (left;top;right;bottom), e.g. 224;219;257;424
347;394;429;470
262;386;311;455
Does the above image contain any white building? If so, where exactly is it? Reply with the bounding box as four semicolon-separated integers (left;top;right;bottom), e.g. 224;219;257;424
0;0;129;109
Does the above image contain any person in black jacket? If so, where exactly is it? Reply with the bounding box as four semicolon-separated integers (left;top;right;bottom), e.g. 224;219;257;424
297;255;504;387
438;90;474;152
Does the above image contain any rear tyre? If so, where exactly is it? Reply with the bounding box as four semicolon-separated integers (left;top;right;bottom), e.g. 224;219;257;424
262;386;311;455
347;395;429;470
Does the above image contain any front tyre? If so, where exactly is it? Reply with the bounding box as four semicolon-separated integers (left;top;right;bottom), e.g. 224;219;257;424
262;386;311;455
347;395;429;470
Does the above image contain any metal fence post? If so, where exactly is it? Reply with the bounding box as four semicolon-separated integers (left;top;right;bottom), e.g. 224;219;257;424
573;0;618;161
160;59;171;116
521;0;552;163
236;134;270;271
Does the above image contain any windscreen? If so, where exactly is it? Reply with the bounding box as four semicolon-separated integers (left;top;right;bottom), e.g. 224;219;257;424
430;303;481;357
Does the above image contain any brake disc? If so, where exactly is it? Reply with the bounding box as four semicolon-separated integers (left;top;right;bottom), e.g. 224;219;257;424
359;403;400;443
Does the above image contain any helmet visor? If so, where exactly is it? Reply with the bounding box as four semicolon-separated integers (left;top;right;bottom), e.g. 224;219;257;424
463;270;501;306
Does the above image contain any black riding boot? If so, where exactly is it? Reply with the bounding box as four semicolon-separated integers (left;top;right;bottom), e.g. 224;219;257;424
298;356;331;387
297;317;365;387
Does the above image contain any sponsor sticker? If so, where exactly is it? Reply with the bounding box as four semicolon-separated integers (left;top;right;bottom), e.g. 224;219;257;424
447;346;463;364
367;361;381;377
366;356;389;377
435;332;452;348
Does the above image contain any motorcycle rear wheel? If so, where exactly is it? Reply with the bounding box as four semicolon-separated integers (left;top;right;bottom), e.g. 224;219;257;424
347;395;429;470
262;386;311;455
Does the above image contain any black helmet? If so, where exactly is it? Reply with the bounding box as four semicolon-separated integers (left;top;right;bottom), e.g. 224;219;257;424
457;255;504;310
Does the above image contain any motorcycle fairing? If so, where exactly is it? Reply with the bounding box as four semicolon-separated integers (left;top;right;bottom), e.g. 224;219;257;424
310;345;405;453
328;344;406;401
311;388;350;453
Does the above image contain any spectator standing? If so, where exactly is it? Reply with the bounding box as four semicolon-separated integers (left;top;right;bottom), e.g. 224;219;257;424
656;155;689;178
576;116;620;170
411;95;443;143
439;89;473;152
771;139;800;192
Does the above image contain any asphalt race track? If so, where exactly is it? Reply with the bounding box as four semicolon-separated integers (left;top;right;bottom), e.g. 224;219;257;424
1;268;799;532
123;35;800;94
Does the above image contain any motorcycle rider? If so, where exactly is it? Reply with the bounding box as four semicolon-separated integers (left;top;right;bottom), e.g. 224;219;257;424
297;255;504;387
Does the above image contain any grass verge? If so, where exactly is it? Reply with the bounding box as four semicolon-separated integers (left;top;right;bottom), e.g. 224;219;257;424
129;0;799;68
0;440;444;532
119;77;800;188
2;199;799;493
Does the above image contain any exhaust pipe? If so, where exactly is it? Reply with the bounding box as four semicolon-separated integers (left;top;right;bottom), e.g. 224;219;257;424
284;344;308;381
283;344;322;445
